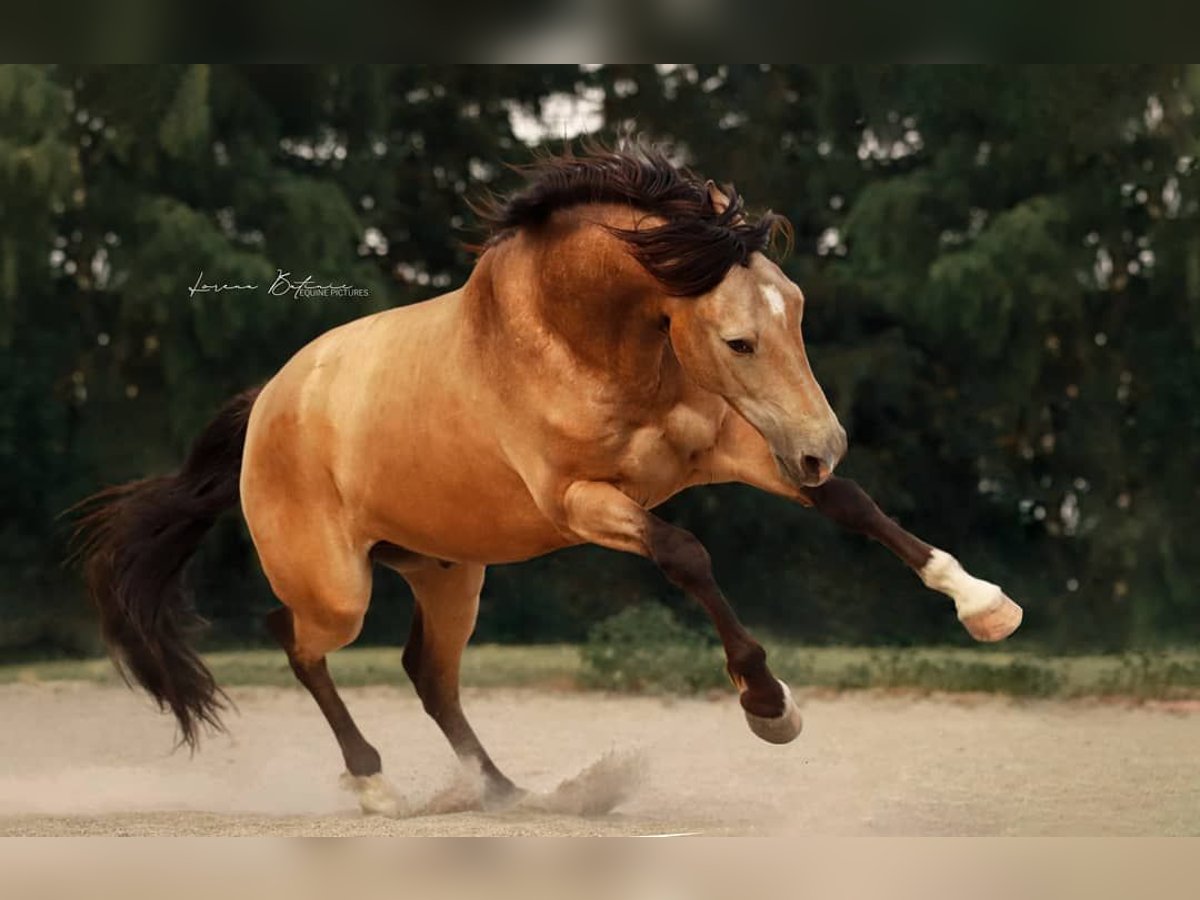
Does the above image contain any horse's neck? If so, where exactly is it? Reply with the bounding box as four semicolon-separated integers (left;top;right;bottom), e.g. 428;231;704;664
463;242;678;404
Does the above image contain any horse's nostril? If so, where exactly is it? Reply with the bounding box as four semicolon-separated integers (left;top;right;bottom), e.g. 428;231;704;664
800;455;831;484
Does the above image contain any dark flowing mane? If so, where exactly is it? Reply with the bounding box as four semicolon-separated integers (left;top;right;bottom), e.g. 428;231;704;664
476;144;791;297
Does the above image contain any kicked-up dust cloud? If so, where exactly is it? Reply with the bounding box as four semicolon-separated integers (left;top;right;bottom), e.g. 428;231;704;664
343;749;646;818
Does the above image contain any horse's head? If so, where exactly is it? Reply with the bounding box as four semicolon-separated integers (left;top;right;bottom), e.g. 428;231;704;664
664;251;846;488
477;146;847;486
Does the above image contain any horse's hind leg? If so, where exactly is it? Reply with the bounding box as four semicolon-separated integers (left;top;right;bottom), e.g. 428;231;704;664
264;608;381;776
400;562;520;806
255;535;399;814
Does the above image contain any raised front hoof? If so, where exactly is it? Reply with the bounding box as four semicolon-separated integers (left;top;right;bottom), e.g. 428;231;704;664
960;595;1024;642
340;771;403;817
742;679;803;745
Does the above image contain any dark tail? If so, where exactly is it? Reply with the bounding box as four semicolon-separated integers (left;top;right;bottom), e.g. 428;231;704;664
71;387;261;748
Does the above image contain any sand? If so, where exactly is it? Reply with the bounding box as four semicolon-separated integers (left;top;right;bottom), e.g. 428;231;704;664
1;682;1197;836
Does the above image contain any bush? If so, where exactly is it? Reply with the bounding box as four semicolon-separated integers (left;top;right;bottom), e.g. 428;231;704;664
1095;652;1200;699
580;603;726;694
865;652;1064;697
774;648;1064;697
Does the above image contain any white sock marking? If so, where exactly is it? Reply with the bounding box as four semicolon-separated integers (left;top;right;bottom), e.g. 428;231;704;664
919;549;1003;620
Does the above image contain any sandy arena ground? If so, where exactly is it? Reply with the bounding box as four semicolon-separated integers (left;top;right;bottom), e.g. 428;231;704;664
1;682;1196;836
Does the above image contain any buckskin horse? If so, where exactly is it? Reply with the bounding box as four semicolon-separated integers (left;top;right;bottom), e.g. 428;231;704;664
75;146;1022;813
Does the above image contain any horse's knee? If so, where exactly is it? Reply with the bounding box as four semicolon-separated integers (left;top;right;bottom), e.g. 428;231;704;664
646;521;713;592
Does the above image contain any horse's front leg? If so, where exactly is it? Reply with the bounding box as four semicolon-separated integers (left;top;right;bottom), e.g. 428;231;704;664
706;413;1023;642
803;477;1023;641
560;480;803;744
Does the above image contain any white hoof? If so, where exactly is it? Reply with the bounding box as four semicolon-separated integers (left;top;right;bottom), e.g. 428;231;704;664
743;679;803;744
960;594;1024;642
920;550;1023;643
340;771;404;817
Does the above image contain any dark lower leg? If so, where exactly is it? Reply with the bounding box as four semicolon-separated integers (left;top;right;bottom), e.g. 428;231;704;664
646;518;785;718
419;680;518;800
402;605;517;800
805;477;933;571
265;607;381;777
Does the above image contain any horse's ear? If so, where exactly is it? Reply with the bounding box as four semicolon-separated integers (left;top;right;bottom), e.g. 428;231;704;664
705;179;731;213
706;180;744;222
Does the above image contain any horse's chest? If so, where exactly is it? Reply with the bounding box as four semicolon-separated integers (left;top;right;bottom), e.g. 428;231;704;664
616;404;721;496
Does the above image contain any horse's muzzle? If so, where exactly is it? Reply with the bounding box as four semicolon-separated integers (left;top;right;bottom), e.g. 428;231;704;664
776;424;847;488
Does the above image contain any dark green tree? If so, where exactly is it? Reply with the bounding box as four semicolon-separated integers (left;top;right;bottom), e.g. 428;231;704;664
2;64;1197;653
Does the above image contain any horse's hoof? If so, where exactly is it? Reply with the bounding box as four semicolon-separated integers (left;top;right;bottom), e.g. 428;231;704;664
960;594;1024;642
743;679;803;744
340;771;403;817
483;780;527;812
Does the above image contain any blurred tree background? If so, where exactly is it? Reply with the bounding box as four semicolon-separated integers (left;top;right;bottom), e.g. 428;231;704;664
2;64;1198;657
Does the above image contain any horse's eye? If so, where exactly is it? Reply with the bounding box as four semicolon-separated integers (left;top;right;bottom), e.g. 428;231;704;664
725;338;755;355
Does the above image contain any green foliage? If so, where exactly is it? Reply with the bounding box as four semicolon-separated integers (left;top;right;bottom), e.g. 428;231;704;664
1;64;1198;655
1095;652;1200;699
10;644;1200;703
843;652;1064;696
580;603;726;694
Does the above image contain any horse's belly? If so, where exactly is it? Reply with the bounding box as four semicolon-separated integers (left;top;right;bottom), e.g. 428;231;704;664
384;519;570;565
354;441;574;565
368;488;572;565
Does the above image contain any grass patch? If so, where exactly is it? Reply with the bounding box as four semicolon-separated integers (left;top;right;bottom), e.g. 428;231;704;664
0;645;583;691
767;647;1066;697
4;642;1200;700
749;646;1200;699
575;604;1200;699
